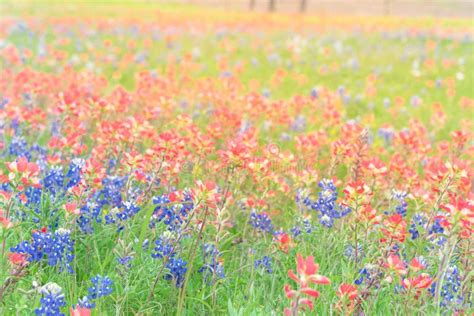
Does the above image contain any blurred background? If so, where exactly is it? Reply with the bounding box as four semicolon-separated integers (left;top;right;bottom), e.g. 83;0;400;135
158;0;473;17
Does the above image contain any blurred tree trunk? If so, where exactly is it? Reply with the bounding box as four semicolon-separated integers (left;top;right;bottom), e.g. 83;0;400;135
249;0;256;10
300;0;307;12
268;0;275;11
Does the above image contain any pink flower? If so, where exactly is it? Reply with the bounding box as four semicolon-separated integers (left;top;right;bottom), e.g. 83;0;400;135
337;283;358;300
402;274;433;298
284;254;330;315
5;157;41;188
336;283;359;313
70;306;91;316
409;258;425;272
64;203;80;215
288;254;330;288
384;254;407;276
0;209;13;228
275;233;292;253
8;253;27;266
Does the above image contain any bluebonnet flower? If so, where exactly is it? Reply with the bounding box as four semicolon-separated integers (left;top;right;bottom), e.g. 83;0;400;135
96;175;127;208
105;200;141;230
134;52;147;64
118;200;140;220
378;127;394;145
35;283;66;316
114;239;135;270
409;213;427;240
295;189;312;212
198;244;225;284
291;218;313;237
11;228;75;273
392;190;408;217
30;144;48;156
428;216;447;246
337;86;345;96
8;136;31;159
117;255;133;268
141;238;150;250
291;225;302;237
430;265;464;309
342;94;351;105
25;186;42;206
151;193;194;231
76;296;95;309
88;275;113;299
152;235;175;259
165;257;187;287
220;70;232;78
262;88;270;98
354;265;380;285
107;158;117;174
354;268;369;285
249;211;273;233
238;120;252;135
77;201;103;234
126;185;142;201
22;187;45;227
290;115;306;132
416;256;428;268
310;87;318;99
344;244;364;261
65;158;85;189
254;256;273;274
10;118;21;135
0;96;8;109
310;179;351;228
43;166;65;196
51;120;61;136
429;217;445;234
302;218;313;233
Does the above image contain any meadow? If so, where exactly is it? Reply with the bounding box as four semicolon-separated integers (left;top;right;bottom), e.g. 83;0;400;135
0;1;473;315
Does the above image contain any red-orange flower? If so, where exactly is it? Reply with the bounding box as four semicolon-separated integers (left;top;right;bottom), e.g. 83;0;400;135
401;273;433;298
70;306;91;316
284;254;330;315
64;203;80;215
288;254;331;288
384;254;407;276
274;233;292;253
8;252;28;266
381;214;407;243
337;283;358;300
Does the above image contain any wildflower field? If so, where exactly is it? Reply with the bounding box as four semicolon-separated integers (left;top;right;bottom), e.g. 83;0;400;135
0;1;473;315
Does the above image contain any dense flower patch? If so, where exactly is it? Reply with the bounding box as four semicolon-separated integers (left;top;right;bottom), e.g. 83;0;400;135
0;2;473;315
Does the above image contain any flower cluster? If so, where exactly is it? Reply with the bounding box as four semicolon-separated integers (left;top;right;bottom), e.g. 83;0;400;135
391;190;408;217
0;4;472;315
35;283;66;316
430;265;464;309
11;228;75;273
165;257;188;288
151;193;194;231
310;179;352;228
152;234;176;259
88;275;114;300
249;211;274;233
